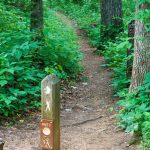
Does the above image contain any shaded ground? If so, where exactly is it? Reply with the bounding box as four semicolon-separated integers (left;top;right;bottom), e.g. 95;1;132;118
0;13;137;150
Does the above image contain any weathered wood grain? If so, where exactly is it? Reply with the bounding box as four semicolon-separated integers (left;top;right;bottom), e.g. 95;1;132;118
41;75;60;150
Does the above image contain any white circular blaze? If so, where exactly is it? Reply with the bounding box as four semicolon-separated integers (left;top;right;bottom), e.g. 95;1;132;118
45;86;51;95
43;127;51;135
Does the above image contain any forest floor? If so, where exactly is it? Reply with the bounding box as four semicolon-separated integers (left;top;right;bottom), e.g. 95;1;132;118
0;13;138;150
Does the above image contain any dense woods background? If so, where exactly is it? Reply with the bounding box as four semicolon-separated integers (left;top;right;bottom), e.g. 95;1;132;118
0;0;150;149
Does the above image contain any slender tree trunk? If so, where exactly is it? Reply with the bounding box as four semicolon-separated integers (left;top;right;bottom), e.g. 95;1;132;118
126;20;135;80
30;0;43;39
100;0;123;43
129;1;150;92
30;0;44;66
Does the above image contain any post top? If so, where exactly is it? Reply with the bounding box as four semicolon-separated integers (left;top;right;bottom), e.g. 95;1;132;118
42;74;60;85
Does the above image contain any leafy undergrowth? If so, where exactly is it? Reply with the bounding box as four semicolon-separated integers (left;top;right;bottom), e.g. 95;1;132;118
101;22;150;150
43;8;82;79
100;1;150;148
102;36;150;149
0;2;82;120
50;0;100;47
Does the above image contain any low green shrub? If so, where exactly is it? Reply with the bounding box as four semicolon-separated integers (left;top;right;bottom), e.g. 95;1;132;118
0;3;45;117
101;33;150;149
102;35;150;149
117;73;150;149
0;52;45;117
101;35;131;91
42;9;83;78
50;0;100;47
0;2;82;118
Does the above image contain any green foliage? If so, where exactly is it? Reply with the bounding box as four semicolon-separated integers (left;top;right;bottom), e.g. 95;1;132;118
0;2;45;117
103;36;150;149
123;0;136;23
101;35;131;91
50;0;100;47
101;1;150;148
0;53;45;117
0;2;82;118
0;0;31;11
141;114;150;149
42;9;82;78
117;73;150;149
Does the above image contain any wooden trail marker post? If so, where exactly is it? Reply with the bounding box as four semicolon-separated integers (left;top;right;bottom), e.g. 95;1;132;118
127;20;135;79
40;75;60;150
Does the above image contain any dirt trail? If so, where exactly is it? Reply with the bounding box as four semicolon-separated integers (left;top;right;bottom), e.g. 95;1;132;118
0;13;137;150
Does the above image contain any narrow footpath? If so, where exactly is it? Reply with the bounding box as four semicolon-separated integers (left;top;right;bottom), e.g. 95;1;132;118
0;13;137;150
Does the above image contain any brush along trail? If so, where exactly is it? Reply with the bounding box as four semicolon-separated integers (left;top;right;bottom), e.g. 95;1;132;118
0;12;137;150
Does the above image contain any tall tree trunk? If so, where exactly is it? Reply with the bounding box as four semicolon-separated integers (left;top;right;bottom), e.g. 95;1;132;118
100;0;123;43
30;0;43;40
129;1;150;92
30;0;44;66
101;0;123;27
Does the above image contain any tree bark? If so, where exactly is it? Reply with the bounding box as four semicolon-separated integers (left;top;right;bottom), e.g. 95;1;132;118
30;0;43;39
101;0;123;28
100;0;123;49
129;1;150;92
126;20;135;80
